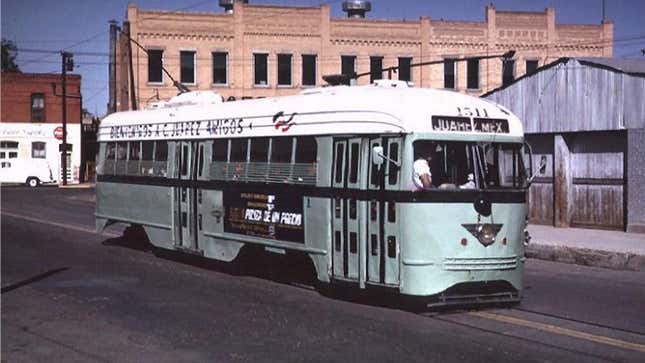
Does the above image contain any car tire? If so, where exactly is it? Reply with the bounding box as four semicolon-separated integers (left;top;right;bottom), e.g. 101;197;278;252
26;177;40;188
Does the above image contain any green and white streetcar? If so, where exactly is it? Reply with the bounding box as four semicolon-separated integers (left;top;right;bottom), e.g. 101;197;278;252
96;79;537;307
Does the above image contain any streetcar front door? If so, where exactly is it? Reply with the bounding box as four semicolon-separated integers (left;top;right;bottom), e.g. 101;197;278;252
332;138;366;282
367;137;401;286
173;141;204;253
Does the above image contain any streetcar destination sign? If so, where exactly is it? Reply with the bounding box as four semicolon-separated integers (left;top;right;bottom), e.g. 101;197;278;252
431;116;509;134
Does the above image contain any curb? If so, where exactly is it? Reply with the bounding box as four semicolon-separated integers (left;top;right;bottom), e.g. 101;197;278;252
526;243;645;271
58;183;95;189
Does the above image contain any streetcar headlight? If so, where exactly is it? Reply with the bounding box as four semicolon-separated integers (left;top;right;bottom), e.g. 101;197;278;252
477;224;497;246
461;223;503;247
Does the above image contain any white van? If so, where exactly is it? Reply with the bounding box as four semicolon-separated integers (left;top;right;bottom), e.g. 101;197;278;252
0;158;56;187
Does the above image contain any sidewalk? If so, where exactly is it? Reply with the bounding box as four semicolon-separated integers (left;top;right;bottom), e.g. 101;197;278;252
526;224;645;271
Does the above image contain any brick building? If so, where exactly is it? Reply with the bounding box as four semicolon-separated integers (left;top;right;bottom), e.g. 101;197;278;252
0;72;83;183
114;1;612;111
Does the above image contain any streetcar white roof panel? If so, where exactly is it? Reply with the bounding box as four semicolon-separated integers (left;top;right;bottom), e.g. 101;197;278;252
98;84;524;142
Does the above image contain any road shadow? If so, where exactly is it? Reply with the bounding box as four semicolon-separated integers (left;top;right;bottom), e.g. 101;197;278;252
101;226;152;252
100;227;515;314
1;267;70;294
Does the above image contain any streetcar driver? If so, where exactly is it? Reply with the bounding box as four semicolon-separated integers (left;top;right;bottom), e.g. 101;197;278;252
413;147;434;191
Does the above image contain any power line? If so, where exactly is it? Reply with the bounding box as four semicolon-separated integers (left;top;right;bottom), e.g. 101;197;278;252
18;32;107;68
17;48;109;57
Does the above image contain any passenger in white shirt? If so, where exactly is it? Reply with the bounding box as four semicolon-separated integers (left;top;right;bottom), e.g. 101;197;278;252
413;154;433;191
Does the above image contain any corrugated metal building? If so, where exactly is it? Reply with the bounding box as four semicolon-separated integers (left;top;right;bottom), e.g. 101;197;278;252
483;58;645;233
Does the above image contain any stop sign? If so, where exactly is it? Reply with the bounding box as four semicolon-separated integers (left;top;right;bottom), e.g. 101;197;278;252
53;126;64;140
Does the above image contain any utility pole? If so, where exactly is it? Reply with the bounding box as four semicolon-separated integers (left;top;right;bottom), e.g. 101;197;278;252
60;51;74;186
124;21;138;110
108;20;119;114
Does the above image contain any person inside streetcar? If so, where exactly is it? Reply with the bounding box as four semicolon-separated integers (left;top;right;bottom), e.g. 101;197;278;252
413;143;435;191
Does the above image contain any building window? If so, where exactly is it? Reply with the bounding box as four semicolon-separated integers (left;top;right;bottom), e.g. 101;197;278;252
502;59;515;86
341;55;356;78
277;54;292;86
212;52;228;85
0;141;19;149
302;54;316;86
147;49;163;83
32;142;46;158
398;57;412;82
444;58;456;89
526;60;538;75
254;53;268;86
370;56;383;83
467;59;480;90
180;51;196;84
31;93;45;122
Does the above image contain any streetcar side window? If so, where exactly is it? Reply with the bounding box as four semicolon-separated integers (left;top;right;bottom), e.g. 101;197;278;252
105;142;116;160
212;140;228;161
250;137;269;162
230;138;248;162
295;137;318;182
210;140;228;180
117;142;127;160
154;141;168;177
295;136;317;163
129;141;141;160
334;143;344;184
141;141;154;175
387;142;399;185
180;144;189;176
370;141;380;187
115;142;128;175
103;142;116;175
270;137;293;163
127;141;141;175
142;141;153;160
349;142;359;184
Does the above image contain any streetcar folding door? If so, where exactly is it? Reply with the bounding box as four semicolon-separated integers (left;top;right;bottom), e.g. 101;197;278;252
173;141;205;253
367;137;401;286
331;138;366;281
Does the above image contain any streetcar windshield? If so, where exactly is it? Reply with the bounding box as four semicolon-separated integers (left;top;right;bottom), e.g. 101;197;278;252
413;141;527;189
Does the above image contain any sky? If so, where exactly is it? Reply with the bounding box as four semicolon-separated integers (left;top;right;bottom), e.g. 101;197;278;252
2;0;644;117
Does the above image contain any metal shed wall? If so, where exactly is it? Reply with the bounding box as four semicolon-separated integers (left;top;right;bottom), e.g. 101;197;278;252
485;59;645;133
485;58;645;231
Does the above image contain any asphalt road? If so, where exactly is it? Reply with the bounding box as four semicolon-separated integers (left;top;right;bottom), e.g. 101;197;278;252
2;186;644;362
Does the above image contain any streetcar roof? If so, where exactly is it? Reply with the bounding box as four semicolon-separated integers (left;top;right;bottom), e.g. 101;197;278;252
98;81;524;142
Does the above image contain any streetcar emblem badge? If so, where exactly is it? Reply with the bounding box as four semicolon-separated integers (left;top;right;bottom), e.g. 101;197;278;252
273;111;297;132
461;223;503;247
